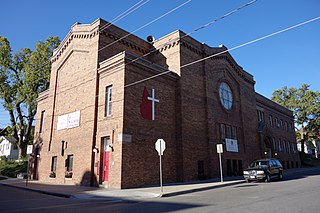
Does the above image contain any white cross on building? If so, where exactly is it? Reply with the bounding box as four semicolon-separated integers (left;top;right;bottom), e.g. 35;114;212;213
147;88;160;120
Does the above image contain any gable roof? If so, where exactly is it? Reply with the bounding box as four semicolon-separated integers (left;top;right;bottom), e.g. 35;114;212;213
0;136;17;144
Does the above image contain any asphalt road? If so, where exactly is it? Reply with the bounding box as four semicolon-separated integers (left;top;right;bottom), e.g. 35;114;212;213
1;169;319;213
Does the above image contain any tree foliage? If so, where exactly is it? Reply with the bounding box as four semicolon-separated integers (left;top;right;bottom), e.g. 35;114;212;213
271;84;320;153
0;36;60;157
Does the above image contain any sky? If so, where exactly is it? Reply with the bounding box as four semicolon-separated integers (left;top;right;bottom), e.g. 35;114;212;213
0;0;319;128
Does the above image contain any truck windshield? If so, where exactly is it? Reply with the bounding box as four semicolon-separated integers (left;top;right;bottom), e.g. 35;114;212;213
250;161;268;168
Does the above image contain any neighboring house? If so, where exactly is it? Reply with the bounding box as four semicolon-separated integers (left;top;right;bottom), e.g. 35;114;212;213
297;137;320;158
0;136;19;160
33;18;300;189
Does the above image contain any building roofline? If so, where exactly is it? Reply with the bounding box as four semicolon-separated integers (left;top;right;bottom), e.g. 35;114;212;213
255;92;294;117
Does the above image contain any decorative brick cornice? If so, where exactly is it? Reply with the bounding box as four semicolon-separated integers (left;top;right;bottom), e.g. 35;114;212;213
255;92;294;117
101;31;149;55
179;39;255;85
37;89;49;102
220;55;255;85
51;30;99;63
180;40;202;55
157;40;180;53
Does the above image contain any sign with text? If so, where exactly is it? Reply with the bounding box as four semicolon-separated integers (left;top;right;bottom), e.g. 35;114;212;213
216;144;223;153
57;111;80;131
27;145;33;155
225;138;238;152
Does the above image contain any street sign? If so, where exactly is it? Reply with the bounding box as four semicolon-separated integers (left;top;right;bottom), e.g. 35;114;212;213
155;139;166;156
155;138;166;195
217;144;223;153
27;145;33;155
216;144;223;182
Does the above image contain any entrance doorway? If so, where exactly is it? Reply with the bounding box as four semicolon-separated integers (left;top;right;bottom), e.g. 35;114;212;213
99;137;111;184
32;148;40;180
264;137;272;158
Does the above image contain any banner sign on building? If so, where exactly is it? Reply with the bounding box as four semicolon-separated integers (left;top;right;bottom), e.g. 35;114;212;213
57;111;80;131
225;138;238;152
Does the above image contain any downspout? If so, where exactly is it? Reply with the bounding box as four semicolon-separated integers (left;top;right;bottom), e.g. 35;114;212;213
90;32;100;186
90;70;99;187
48;63;59;151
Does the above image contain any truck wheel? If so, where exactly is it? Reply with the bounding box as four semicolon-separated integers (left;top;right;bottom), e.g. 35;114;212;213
265;174;271;183
278;172;283;181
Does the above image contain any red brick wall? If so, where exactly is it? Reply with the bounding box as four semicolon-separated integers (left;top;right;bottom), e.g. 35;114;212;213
34;19;300;189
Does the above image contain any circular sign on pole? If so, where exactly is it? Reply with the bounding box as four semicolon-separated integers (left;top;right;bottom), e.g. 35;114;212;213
155;139;166;156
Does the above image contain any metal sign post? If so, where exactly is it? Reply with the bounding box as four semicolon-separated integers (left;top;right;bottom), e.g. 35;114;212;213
216;144;223;183
26;145;33;186
155;139;166;195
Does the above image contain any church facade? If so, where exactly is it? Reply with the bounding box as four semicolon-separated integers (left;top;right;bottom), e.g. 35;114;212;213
32;18;300;188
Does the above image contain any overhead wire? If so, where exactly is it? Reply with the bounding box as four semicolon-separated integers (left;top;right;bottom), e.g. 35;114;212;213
27;0;191;92
181;16;320;69
34;0;258;100
24;0;152;79
97;0;258;78
34;16;320;124
98;0;192;52
99;0;151;32
124;16;320;88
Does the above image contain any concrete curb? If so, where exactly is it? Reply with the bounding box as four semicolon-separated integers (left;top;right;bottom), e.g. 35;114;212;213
161;180;245;197
1;167;318;200
0;182;74;198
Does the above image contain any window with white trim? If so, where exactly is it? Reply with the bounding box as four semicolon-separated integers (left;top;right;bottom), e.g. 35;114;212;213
105;85;112;117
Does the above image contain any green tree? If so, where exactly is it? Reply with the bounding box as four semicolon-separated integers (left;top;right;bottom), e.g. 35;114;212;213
0;36;60;157
271;84;320;158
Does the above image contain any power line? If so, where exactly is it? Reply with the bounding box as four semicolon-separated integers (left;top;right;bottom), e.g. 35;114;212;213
183;0;257;38
98;0;258;78
99;0;151;32
37;16;320;119
25;0;254;91
45;0;258;95
181;16;320;69
125;16;320;88
98;0;192;52
23;1;152;79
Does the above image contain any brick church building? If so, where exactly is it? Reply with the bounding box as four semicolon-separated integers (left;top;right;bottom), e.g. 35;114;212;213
32;18;300;188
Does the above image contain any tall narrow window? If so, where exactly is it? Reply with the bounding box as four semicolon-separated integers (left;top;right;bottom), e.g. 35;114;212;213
278;139;282;151
269;115;273;127
39;110;45;133
275;117;280;128
51;156;57;172
232;126;237;140
257;110;265;122
220;124;226;141
226;125;232;139
105;85;112;117
65;154;73;178
50;156;57;178
273;138;276;151
284;121;288;131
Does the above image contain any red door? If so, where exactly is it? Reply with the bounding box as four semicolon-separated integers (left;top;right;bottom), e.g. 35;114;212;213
104;151;110;182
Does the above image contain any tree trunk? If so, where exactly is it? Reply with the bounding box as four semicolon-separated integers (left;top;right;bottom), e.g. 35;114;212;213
300;128;306;161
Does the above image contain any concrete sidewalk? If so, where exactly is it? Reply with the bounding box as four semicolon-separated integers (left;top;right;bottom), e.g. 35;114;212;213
1;167;319;201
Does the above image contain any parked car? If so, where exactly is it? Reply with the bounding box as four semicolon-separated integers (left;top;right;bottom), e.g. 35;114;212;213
243;158;283;182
